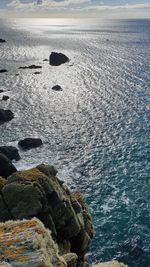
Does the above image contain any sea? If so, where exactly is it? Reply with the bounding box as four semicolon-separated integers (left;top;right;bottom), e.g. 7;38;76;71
0;18;150;267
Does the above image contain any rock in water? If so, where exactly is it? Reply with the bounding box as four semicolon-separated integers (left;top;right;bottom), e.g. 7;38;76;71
49;52;69;66
0;39;6;43
0;146;20;161
2;95;9;101
19;65;42;69
0;218;66;267
18;138;43;150
0;153;17;178
1;164;94;266
0;109;14;124
52;85;63;91
0;69;7;73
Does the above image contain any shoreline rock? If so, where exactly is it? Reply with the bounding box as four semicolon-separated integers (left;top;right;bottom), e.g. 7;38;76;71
2;95;9;101
0;164;94;266
0;146;20;161
52;85;63;91
0;153;17;178
0;38;6;43
0;69;7;73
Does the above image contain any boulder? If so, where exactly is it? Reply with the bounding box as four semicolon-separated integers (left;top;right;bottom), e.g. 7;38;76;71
0;153;17;178
0;109;14;124
19;65;42;69
0;39;6;43
18;138;43;150
0;164;94;266
0;146;20;161
52;85;63;91
2;95;9;101
0;69;7;73
0;90;4;93
63;253;78;267
49;52;69;66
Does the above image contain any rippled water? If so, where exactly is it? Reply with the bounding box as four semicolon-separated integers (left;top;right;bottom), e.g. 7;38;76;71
0;18;150;267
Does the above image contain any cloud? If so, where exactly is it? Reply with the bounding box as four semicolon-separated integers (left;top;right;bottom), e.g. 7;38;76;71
85;2;150;11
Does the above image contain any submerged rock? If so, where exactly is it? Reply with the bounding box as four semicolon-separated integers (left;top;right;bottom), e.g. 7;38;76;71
0;109;14;124
2;95;9;101
0;153;17;178
33;71;41;75
19;65;42;69
0;69;7;73
52;85;63;91
0;39;6;43
0;164;94;266
18;138;43;150
0;146;20;161
49;52;69;66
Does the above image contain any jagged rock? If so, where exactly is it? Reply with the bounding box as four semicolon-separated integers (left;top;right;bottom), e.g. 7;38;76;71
0;164;94;266
52;85;63;91
93;262;128;267
0;146;20;161
49;52;69;66
19;65;42;69
0;69;7;73
0;39;6;43
18;138;43;150
63;253;78;267
0;154;17;178
2;95;9;101
0;109;14;124
0;218;66;267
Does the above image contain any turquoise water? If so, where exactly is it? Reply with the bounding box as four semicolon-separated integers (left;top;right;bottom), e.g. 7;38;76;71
0;18;150;266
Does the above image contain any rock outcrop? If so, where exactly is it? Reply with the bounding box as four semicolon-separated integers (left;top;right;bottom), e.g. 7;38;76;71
0;218;66;267
0;109;14;124
0;164;94;266
49;52;69;66
0;154;17;178
18;138;43;150
0;146;20;161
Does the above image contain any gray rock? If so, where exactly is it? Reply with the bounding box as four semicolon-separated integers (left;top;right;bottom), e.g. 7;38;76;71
0;109;14;124
0;146;20;161
18;138;43;150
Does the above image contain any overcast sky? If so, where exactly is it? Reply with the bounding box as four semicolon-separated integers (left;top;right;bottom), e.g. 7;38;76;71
0;0;149;18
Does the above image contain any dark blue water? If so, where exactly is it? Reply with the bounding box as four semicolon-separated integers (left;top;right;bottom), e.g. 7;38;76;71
0;18;150;267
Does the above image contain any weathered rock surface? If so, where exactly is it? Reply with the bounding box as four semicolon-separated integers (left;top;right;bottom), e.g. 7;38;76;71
2;95;9;101
0;218;66;267
19;65;42;69
49;52;69;66
93;262;128;267
0;69;7;73
0;146;20;161
0;154;17;178
0;164;94;266
18;138;43;150
52;85;63;91
0;109;14;124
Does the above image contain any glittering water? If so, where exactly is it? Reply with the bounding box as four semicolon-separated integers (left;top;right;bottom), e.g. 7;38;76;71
0;18;150;267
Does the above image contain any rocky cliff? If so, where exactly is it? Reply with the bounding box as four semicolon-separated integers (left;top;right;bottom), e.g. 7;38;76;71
0;164;94;266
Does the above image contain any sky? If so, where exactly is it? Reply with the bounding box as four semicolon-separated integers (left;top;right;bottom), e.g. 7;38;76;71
0;0;149;18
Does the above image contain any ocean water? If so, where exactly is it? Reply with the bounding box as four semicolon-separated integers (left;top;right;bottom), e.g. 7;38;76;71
0;18;150;267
